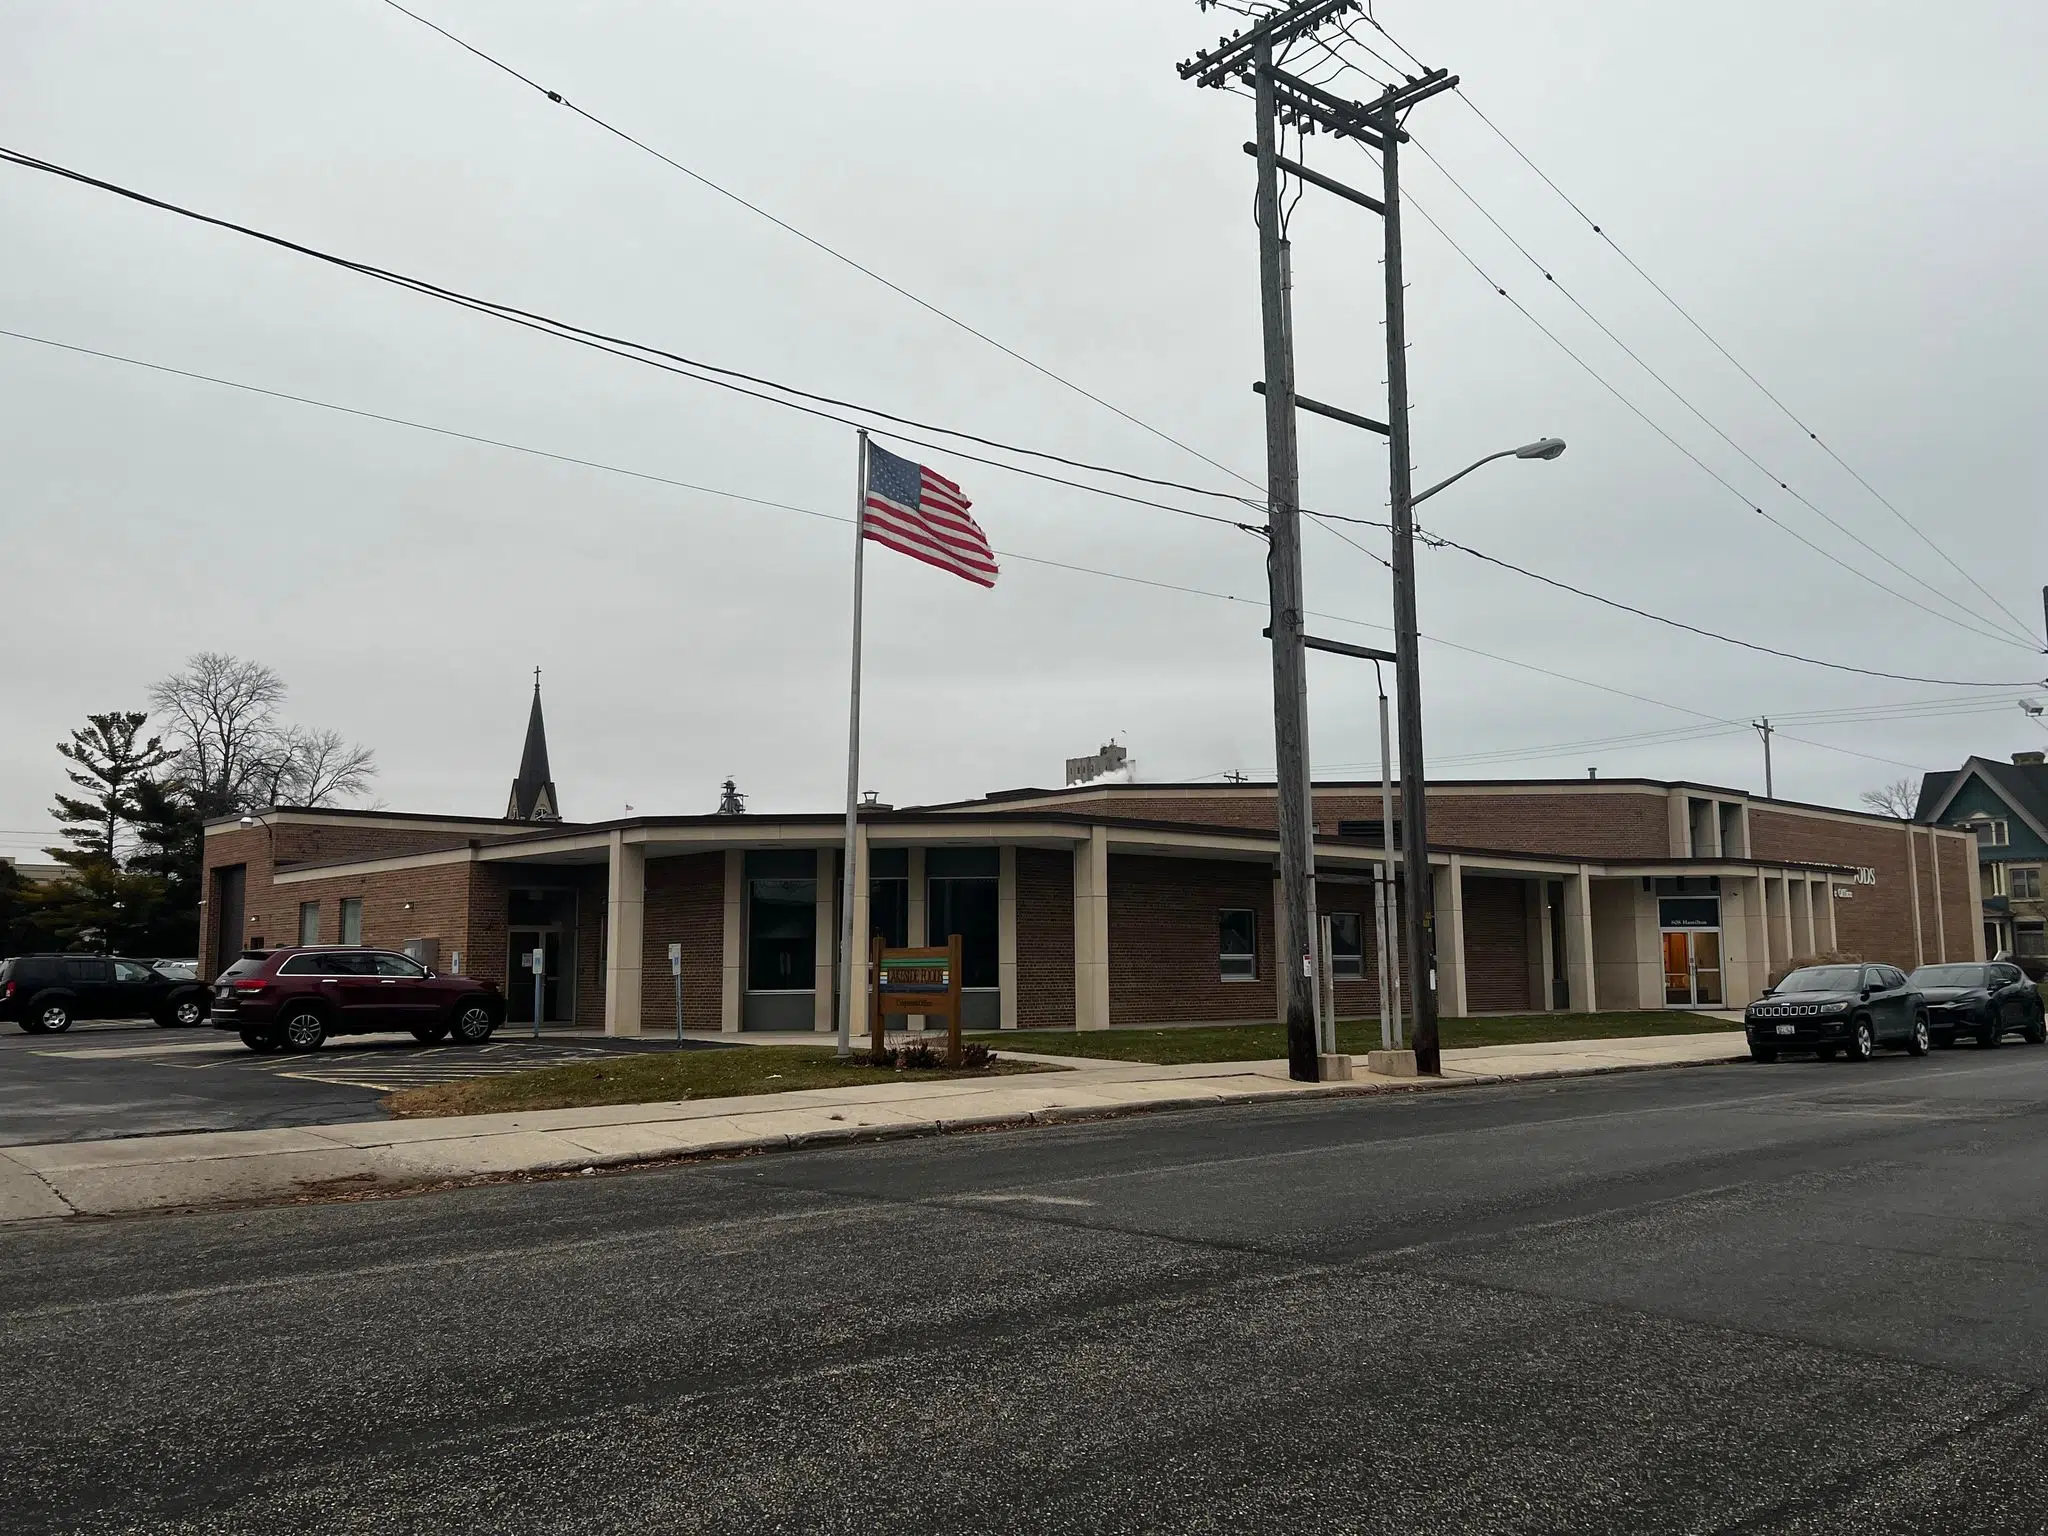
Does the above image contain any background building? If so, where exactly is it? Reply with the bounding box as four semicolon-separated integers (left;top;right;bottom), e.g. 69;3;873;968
1917;750;2048;959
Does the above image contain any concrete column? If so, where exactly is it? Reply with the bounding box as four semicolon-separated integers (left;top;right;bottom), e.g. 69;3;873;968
1272;874;1289;1023
1524;881;1549;1011
720;849;743;1033
847;826;872;1037
1667;789;1690;857
1434;857;1469;1018
813;847;836;1033
1766;874;1791;968
907;847;927;947
1792;878;1815;959
602;832;645;1038
1739;874;1770;1004
1927;829;1947;962
1968;849;1988;961
1072;828;1110;1030
998;845;1019;1030
1563;868;1597;1012
1824;877;1839;953
1903;824;1925;968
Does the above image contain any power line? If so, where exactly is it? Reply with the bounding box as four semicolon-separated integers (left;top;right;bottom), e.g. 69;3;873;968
1307;508;2045;689
0;144;1266;535
1447;89;2043;650
370;0;1264;494
1399;134;2040;652
0;322;1780;763
1350;144;2036;654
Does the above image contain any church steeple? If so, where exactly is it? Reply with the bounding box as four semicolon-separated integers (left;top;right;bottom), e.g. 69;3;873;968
506;669;560;822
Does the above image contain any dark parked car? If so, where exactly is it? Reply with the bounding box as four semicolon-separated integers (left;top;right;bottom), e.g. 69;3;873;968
1907;962;2046;1048
1745;963;1929;1063
210;947;503;1054
0;954;213;1033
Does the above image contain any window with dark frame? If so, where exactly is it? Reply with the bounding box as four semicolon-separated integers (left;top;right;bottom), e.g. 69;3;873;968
1219;908;1258;980
339;897;363;946
298;901;320;946
2011;865;2042;901
1328;912;1364;977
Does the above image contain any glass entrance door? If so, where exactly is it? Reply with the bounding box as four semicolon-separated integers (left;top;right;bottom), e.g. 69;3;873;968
1661;930;1723;1007
507;929;565;1023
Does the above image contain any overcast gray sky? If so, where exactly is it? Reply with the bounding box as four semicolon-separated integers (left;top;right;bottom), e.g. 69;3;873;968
4;0;2046;856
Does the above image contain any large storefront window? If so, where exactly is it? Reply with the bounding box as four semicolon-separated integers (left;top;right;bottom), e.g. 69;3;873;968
926;847;998;989
747;851;816;992
869;847;909;950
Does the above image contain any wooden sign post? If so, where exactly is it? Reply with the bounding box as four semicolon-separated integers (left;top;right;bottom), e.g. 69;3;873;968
869;933;965;1066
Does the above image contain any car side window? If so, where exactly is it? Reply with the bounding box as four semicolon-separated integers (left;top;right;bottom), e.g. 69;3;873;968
318;954;368;976
64;958;110;984
277;955;326;976
1883;968;1908;989
111;960;154;984
371;953;426;979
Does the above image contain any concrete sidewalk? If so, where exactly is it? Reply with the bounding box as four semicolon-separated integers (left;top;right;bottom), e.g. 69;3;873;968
0;1031;1747;1224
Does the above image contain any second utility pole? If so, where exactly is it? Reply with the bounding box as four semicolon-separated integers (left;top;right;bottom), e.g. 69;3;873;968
1252;36;1322;1082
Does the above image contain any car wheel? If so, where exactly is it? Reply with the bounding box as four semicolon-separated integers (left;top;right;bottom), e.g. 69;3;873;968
448;1001;497;1046
239;1028;282;1055
1846;1019;1876;1062
1749;1044;1778;1064
35;1001;72;1034
1979;1021;2002;1049
279;1007;327;1053
410;1025;450;1045
1906;1011;1931;1057
2027;1011;2047;1047
169;996;207;1029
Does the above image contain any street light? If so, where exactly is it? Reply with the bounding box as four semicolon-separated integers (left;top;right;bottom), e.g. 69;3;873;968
1412;438;1566;507
1388;434;1566;1079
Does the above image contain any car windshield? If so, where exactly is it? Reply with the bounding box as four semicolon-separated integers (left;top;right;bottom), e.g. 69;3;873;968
1911;965;1989;988
1776;966;1863;992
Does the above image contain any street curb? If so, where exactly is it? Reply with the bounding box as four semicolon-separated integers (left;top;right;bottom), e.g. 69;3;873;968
12;1048;1753;1223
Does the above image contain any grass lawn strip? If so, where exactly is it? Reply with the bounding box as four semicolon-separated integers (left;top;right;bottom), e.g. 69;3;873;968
970;1011;1736;1066
385;1046;1051;1120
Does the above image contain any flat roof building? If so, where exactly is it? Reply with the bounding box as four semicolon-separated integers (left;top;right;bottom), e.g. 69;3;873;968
200;772;1982;1036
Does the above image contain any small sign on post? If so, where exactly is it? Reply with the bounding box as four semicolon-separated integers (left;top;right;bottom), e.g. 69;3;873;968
529;946;545;1039
869;933;966;1066
668;941;684;1045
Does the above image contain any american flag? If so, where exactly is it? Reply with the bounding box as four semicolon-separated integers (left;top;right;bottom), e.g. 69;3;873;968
862;443;997;588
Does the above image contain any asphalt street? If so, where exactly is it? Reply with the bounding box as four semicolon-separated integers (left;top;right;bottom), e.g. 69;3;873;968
7;1045;2048;1533
0;1022;695;1145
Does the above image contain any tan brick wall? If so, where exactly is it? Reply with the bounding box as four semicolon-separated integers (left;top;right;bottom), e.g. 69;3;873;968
1936;833;1978;961
1108;855;1276;1025
640;853;726;1031
1463;875;1535;1014
1016;848;1075;1028
1747;810;1924;967
1002;786;1676;859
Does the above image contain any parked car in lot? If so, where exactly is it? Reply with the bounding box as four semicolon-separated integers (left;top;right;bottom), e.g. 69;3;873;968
210;947;503;1054
1745;963;1930;1063
0;954;213;1033
1906;962;2047;1048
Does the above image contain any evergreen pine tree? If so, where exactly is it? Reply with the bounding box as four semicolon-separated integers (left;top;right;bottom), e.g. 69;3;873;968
48;712;170;874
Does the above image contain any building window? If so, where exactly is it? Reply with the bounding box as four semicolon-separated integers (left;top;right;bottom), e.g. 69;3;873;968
926;848;999;990
2011;866;2042;901
339;897;363;945
1329;912;1364;977
298;902;320;946
1974;817;2011;848
2017;922;2047;960
867;847;910;950
1220;908;1258;980
747;877;817;992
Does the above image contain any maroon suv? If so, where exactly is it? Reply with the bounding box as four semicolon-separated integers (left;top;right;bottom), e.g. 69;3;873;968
211;947;503;1054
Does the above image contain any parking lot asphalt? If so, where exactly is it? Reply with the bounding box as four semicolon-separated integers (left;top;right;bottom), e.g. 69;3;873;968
0;1021;699;1145
5;1043;2048;1532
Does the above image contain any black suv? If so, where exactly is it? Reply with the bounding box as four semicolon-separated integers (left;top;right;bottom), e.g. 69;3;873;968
1907;962;2047;1048
0;954;213;1034
1745;963;1929;1063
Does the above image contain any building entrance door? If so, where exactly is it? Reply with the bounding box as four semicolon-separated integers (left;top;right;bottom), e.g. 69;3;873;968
507;929;566;1024
1661;929;1724;1007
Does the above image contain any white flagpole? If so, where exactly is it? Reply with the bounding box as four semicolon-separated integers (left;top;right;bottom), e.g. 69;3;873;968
835;429;870;1058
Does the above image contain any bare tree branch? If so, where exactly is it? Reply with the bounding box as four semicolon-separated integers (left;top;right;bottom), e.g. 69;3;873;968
149;654;376;812
1858;778;1918;819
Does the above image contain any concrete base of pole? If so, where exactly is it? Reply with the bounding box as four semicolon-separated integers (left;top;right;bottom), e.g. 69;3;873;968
1365;1048;1420;1078
1317;1053;1355;1081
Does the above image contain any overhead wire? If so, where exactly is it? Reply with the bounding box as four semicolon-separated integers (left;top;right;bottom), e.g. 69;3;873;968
0;145;1264;535
370;0;1266;494
1400;134;2040;651
1353;10;2041;649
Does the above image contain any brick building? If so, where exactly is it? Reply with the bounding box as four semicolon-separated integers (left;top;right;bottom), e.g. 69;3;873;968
200;760;1981;1036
